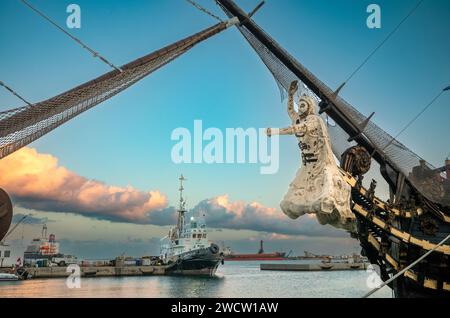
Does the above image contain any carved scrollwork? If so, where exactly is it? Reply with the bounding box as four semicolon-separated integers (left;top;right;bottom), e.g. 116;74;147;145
341;146;372;177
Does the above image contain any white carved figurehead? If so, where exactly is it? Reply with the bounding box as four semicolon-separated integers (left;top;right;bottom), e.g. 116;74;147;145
297;95;316;119
267;81;356;232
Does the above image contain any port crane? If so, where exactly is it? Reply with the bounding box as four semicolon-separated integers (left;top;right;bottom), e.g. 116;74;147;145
0;214;29;244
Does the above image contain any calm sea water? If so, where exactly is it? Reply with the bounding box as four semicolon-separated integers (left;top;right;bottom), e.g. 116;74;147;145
0;261;392;298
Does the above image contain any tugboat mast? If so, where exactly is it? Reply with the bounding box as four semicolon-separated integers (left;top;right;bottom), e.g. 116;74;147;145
177;175;187;237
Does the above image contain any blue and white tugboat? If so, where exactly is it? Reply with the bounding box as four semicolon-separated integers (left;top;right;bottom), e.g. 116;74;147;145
160;175;222;276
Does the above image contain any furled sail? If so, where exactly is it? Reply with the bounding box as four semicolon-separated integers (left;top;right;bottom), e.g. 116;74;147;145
217;0;449;208
0;19;238;160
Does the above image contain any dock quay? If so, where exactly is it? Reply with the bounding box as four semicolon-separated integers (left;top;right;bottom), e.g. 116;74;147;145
24;265;169;279
260;262;369;272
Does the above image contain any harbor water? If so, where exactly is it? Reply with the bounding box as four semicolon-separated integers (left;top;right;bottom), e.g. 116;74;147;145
0;261;392;298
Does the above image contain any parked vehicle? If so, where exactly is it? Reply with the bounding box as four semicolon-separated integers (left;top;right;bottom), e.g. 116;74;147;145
51;255;78;267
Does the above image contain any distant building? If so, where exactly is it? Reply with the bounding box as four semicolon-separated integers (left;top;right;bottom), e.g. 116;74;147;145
0;242;26;268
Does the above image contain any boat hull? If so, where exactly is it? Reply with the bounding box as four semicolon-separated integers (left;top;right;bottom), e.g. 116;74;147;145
166;247;222;277
0;273;19;281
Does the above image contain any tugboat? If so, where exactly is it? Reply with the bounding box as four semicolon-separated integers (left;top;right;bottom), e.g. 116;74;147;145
160;175;222;276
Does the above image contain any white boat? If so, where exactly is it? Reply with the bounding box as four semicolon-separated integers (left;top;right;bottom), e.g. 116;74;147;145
0;273;19;281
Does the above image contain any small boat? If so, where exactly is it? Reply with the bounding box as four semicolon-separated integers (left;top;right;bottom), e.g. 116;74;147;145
83;270;97;277
319;264;333;270
140;267;155;275
0;273;19;281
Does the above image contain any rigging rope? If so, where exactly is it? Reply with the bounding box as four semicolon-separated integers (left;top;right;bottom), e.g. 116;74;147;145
380;87;448;153
342;0;424;87
0;81;32;106
363;232;450;298
185;0;223;22
20;0;123;72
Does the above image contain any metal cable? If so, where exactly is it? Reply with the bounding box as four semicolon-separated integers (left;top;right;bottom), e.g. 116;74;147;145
343;0;424;86
363;232;450;298
20;0;122;72
380;87;448;153
185;0;223;22
0;81;32;106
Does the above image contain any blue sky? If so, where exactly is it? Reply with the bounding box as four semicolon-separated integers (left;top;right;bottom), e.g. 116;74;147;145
0;0;449;256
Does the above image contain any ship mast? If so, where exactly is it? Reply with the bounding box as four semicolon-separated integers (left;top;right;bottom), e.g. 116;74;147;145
41;224;47;239
177;175;187;237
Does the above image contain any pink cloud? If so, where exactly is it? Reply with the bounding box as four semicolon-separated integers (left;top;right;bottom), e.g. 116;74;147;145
0;147;168;223
193;194;348;238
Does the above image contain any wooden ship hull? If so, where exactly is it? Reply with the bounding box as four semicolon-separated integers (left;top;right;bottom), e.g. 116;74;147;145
345;169;450;297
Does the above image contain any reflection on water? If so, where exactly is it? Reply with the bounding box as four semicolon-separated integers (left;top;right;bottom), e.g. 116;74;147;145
0;261;392;298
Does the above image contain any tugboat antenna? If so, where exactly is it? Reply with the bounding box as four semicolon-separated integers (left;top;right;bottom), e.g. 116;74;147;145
177;175;188;236
179;174;187;211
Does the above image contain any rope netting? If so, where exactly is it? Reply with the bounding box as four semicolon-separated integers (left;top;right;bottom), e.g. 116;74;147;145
218;0;449;207
0;21;231;160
